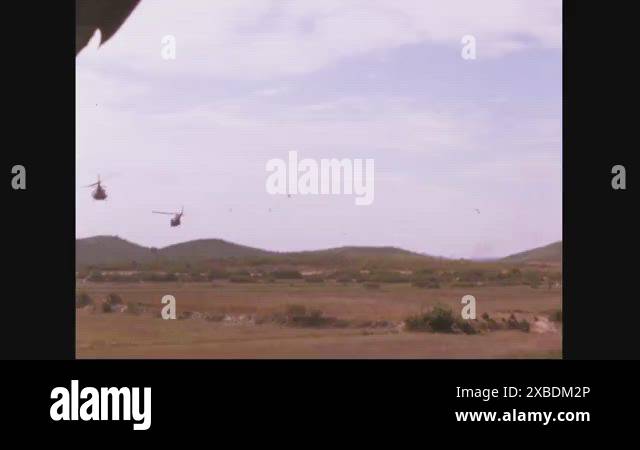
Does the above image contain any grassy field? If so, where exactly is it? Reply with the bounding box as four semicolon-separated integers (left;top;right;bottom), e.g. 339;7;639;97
76;280;561;358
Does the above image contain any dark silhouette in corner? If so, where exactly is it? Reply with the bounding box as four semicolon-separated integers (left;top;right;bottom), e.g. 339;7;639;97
76;0;141;56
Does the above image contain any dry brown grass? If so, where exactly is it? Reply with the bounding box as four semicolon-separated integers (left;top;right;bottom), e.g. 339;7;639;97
76;280;561;359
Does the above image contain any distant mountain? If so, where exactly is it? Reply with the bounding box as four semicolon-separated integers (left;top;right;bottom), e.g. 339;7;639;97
502;241;562;263
77;236;561;268
161;239;275;261
76;236;429;268
76;236;154;266
76;236;274;267
290;246;425;258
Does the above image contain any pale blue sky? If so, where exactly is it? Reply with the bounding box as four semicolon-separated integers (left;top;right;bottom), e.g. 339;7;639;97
76;0;561;258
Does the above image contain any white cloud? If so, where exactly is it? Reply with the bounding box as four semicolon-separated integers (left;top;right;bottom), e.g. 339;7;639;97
76;0;561;256
77;0;561;80
255;86;290;97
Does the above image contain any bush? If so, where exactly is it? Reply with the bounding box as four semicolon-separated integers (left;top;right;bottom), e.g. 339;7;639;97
480;312;502;331
452;282;476;288
304;276;325;283
281;305;343;328
189;271;206;282
369;271;409;283
290;309;330;327
331;270;359;282
286;304;307;317
506;313;530;332
126;301;143;315
412;278;440;289
454;269;486;283
106;293;123;305
87;271;105;282
550;309;562;322
364;282;380;290
229;275;255;283
426;306;456;332
405;305;455;333
271;270;303;280
523;271;543;288
455;319;478;335
76;292;93;308
101;293;123;313
207;269;228;281
139;272;178;282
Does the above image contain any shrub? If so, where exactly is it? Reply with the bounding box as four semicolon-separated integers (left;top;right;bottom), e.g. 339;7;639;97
523;271;543;288
304;276;325;283
205;313;226;322
286;304;307;316
126;301;143;315
189;271;206;282
550;309;562;322
106;293;123;305
480;312;502;331
506;313;530;332
452;282;476;288
405;305;455;333
364;282;380;290
281;305;341;328
229;275;255;283
455;319;478;335
139;272;178;282
230;270;251;277
454;269;486;283
412;278;440;289
290;309;330;327
426;306;455;332
271;270;303;280
101;293;123;313
331;270;359;282
87;271;105;282
76;292;93;308
369;271;409;283
207;269;229;281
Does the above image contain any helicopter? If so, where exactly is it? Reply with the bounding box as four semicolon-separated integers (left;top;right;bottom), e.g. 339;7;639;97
152;207;184;227
85;176;107;200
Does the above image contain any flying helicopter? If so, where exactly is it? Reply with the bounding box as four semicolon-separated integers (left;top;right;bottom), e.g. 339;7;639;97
153;207;184;227
85;176;107;200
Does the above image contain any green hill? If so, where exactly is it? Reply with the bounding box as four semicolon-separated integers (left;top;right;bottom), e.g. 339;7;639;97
77;236;562;269
76;236;274;267
76;236;154;266
161;238;275;261
502;241;562;263
76;236;430;268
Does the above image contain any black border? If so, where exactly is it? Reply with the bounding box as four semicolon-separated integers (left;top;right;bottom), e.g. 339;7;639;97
3;0;75;359
562;1;637;359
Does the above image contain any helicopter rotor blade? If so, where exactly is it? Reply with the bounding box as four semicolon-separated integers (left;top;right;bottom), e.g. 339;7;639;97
152;211;176;215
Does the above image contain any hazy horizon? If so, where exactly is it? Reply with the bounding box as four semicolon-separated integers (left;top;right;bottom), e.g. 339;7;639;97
76;0;562;259
76;233;560;260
